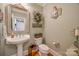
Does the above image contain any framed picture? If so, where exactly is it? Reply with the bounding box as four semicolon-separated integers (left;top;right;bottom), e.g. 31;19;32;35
32;12;43;28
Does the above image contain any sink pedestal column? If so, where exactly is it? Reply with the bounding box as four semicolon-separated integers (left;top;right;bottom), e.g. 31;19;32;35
17;44;23;56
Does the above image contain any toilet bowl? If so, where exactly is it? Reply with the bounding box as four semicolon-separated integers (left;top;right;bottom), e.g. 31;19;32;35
39;44;50;55
34;37;50;56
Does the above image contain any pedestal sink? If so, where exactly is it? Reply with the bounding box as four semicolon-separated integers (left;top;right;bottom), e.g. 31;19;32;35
6;34;30;56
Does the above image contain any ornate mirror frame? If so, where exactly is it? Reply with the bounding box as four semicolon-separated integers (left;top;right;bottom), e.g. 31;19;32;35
5;4;30;35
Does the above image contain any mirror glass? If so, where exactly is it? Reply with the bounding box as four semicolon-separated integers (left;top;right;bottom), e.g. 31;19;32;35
5;4;30;35
12;14;25;31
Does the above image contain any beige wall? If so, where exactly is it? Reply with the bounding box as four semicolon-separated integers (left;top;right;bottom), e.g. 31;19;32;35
43;3;79;54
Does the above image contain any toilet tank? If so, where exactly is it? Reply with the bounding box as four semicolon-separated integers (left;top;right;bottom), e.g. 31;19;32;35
34;37;43;45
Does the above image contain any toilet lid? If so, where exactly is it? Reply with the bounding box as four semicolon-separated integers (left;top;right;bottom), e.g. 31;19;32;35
39;44;49;51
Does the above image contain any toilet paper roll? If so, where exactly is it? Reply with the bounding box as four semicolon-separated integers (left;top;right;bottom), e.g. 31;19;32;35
53;42;56;45
53;42;60;48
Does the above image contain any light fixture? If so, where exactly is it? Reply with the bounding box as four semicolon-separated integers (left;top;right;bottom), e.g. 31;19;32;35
51;6;62;19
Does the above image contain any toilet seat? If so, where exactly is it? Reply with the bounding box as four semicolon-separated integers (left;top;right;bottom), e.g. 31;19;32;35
39;44;49;50
34;37;49;55
39;44;50;54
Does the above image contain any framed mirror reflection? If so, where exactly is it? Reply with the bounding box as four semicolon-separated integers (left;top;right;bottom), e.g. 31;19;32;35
5;4;30;35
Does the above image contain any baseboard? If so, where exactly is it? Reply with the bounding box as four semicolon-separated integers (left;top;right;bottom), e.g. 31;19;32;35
11;50;28;56
11;49;61;56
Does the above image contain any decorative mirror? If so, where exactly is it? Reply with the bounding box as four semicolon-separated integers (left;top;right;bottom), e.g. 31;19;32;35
5;4;30;35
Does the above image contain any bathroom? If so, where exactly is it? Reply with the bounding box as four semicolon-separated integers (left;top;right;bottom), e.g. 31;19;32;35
0;3;79;56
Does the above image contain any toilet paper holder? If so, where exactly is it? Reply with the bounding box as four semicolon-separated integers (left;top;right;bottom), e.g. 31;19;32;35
53;42;60;48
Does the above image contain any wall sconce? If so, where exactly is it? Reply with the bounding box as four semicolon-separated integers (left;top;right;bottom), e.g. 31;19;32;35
51;6;62;19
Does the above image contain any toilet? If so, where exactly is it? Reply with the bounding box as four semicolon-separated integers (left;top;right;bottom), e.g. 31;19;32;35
34;37;50;56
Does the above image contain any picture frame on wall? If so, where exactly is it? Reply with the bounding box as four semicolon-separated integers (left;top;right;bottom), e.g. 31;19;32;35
32;12;43;28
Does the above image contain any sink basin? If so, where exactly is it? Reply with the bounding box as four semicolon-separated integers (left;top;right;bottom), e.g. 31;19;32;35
6;34;30;44
6;34;30;56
